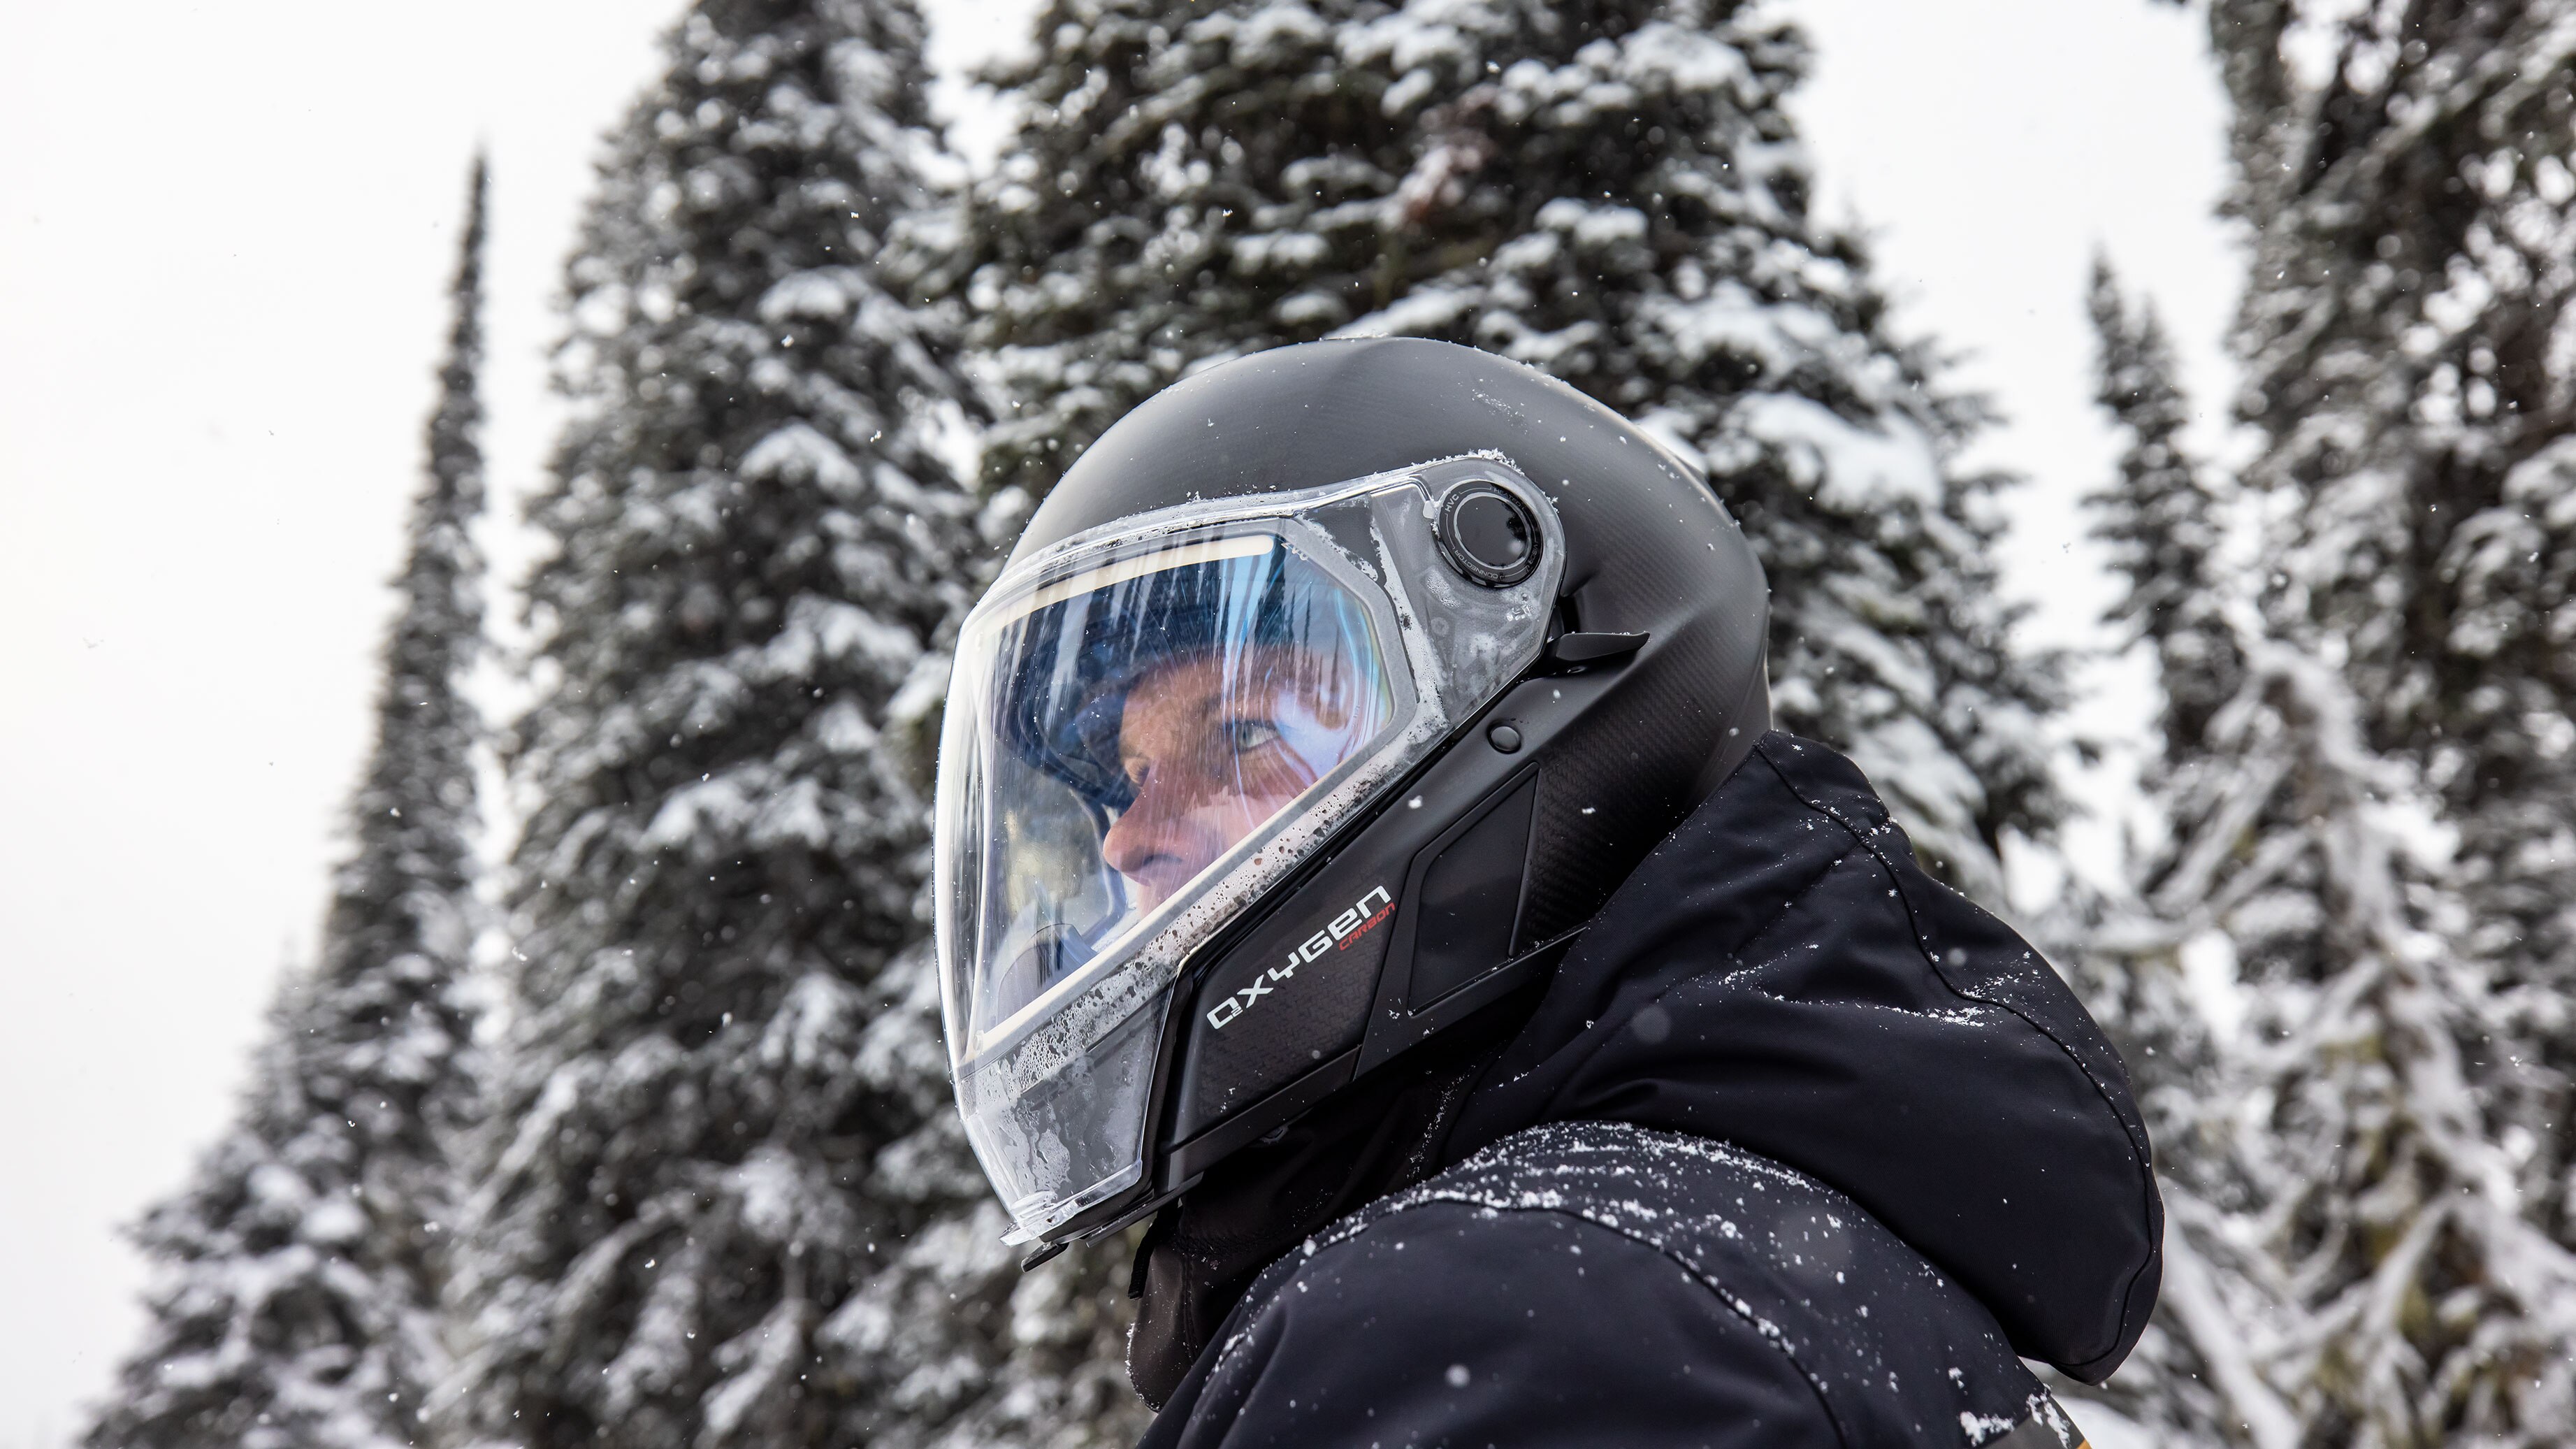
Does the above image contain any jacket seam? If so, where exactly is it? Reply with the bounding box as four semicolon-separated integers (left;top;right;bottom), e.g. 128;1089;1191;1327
1749;738;2159;1371
1720;837;1869;967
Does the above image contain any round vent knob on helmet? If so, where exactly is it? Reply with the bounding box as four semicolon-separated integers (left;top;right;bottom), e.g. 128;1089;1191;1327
1435;484;1540;586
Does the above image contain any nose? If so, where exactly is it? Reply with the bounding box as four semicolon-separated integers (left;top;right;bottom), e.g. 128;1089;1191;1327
1103;777;1203;909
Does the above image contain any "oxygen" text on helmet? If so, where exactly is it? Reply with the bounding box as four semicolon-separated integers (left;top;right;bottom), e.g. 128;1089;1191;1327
1204;884;1394;1030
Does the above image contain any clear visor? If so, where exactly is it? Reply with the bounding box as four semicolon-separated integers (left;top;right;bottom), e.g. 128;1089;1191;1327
947;531;1401;1057
934;466;1561;1241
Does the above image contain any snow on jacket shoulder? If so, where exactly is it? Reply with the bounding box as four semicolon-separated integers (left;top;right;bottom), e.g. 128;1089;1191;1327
1140;1123;2092;1449
1138;733;2158;1446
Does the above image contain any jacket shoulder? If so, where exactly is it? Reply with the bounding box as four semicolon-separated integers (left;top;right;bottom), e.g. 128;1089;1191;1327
1138;1189;1830;1449
1142;1123;2076;1449
1455;731;2162;1380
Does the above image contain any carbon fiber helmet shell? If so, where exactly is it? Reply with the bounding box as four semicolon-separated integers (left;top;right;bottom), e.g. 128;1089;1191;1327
981;338;1770;1247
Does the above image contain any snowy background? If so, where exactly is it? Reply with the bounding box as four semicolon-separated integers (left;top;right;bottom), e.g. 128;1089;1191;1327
0;1;2231;1443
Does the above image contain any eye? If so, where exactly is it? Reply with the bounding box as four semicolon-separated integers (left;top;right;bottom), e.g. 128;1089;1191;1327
1224;718;1281;753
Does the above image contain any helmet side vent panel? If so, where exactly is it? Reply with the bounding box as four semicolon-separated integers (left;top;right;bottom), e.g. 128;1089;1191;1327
1407;774;1540;1009
1516;642;1722;946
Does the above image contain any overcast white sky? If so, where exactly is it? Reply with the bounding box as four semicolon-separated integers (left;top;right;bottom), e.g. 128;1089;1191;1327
0;1;2234;1443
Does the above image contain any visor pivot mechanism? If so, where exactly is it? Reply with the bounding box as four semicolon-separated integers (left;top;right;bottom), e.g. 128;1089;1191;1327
1435;484;1540;586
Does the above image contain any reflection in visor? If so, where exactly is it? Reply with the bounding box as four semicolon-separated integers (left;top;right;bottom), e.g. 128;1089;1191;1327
953;533;1397;1056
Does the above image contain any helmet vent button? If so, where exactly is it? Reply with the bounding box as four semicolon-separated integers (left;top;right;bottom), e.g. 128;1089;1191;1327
1436;485;1540;586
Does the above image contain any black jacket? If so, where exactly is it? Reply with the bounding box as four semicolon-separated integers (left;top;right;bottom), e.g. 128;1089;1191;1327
1131;733;2161;1446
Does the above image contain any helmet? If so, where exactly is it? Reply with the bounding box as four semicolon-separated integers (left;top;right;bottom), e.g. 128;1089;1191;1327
935;338;1770;1255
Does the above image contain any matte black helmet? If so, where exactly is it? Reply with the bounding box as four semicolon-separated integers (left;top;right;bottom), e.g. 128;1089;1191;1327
934;338;1770;1255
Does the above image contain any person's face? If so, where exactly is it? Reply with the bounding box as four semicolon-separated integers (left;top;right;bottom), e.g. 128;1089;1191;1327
1101;647;1376;911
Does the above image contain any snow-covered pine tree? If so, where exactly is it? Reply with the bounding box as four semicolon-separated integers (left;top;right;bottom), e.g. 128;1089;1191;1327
85;158;490;1449
2220;0;2576;1225
966;0;2062;898
2086;257;2243;774
442;5;1141;1446
2087;5;2576;1442
2118;619;2558;1449
2062;258;2293;1449
2076;260;2573;1449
